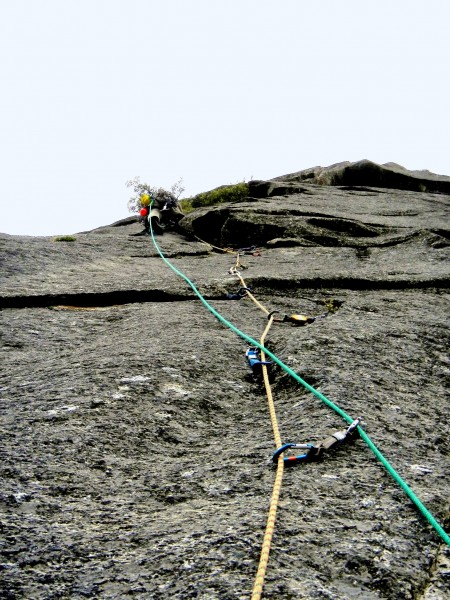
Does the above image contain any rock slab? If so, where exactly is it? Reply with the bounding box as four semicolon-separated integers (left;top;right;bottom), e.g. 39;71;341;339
1;164;449;599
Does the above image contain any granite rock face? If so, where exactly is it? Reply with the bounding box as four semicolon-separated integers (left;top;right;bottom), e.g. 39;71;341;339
271;159;450;193
1;164;449;599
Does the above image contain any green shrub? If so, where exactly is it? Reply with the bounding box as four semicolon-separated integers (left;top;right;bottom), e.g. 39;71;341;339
179;198;196;214
187;182;249;210
53;236;76;242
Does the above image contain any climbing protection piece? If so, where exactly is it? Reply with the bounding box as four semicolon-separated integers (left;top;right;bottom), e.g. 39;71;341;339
246;347;273;375
272;417;363;464
267;310;328;326
226;287;252;300
284;313;318;326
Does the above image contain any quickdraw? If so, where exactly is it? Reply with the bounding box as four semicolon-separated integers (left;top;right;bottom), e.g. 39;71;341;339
237;245;261;256
268;310;328;326
272;417;362;464
226;287;252;300
229;265;243;275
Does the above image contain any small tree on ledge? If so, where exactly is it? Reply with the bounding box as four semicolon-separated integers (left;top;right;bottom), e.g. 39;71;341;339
126;177;185;214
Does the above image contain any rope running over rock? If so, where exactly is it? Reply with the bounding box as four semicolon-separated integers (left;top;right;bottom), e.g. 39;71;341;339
252;312;282;599
148;217;450;596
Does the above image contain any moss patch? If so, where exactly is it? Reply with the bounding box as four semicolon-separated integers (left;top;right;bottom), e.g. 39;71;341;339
180;182;249;213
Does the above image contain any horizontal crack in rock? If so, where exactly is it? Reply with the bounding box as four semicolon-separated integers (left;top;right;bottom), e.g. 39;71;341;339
0;289;196;309
2;276;448;309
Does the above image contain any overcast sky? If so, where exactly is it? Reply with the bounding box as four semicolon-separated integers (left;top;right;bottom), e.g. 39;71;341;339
1;0;449;236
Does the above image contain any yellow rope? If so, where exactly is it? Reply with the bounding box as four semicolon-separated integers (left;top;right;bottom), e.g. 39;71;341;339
233;267;285;598
251;316;285;600
234;252;247;271
234;271;271;316
251;455;283;600
193;234;235;254
260;318;282;448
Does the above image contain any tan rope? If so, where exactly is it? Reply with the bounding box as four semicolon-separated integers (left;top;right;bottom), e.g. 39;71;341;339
234;271;271;316
193;234;235;254
251;316;285;600
251;457;284;600
260;318;282;448
234;252;246;271
231;263;285;598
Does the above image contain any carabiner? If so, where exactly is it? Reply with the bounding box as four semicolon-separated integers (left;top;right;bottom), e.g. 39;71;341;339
268;310;284;323
226;287;252;300
272;443;316;463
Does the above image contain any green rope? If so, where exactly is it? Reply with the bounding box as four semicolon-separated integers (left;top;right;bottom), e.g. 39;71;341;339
148;214;450;547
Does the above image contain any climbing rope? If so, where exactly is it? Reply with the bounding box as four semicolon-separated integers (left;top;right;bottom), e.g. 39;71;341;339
234;266;344;596
230;267;285;596
193;233;235;254
233;268;270;316
147;213;450;588
251;315;284;600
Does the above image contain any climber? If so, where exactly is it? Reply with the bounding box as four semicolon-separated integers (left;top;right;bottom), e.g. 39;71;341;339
138;191;184;235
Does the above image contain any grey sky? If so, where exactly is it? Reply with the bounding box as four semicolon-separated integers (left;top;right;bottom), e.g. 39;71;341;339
1;0;449;236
